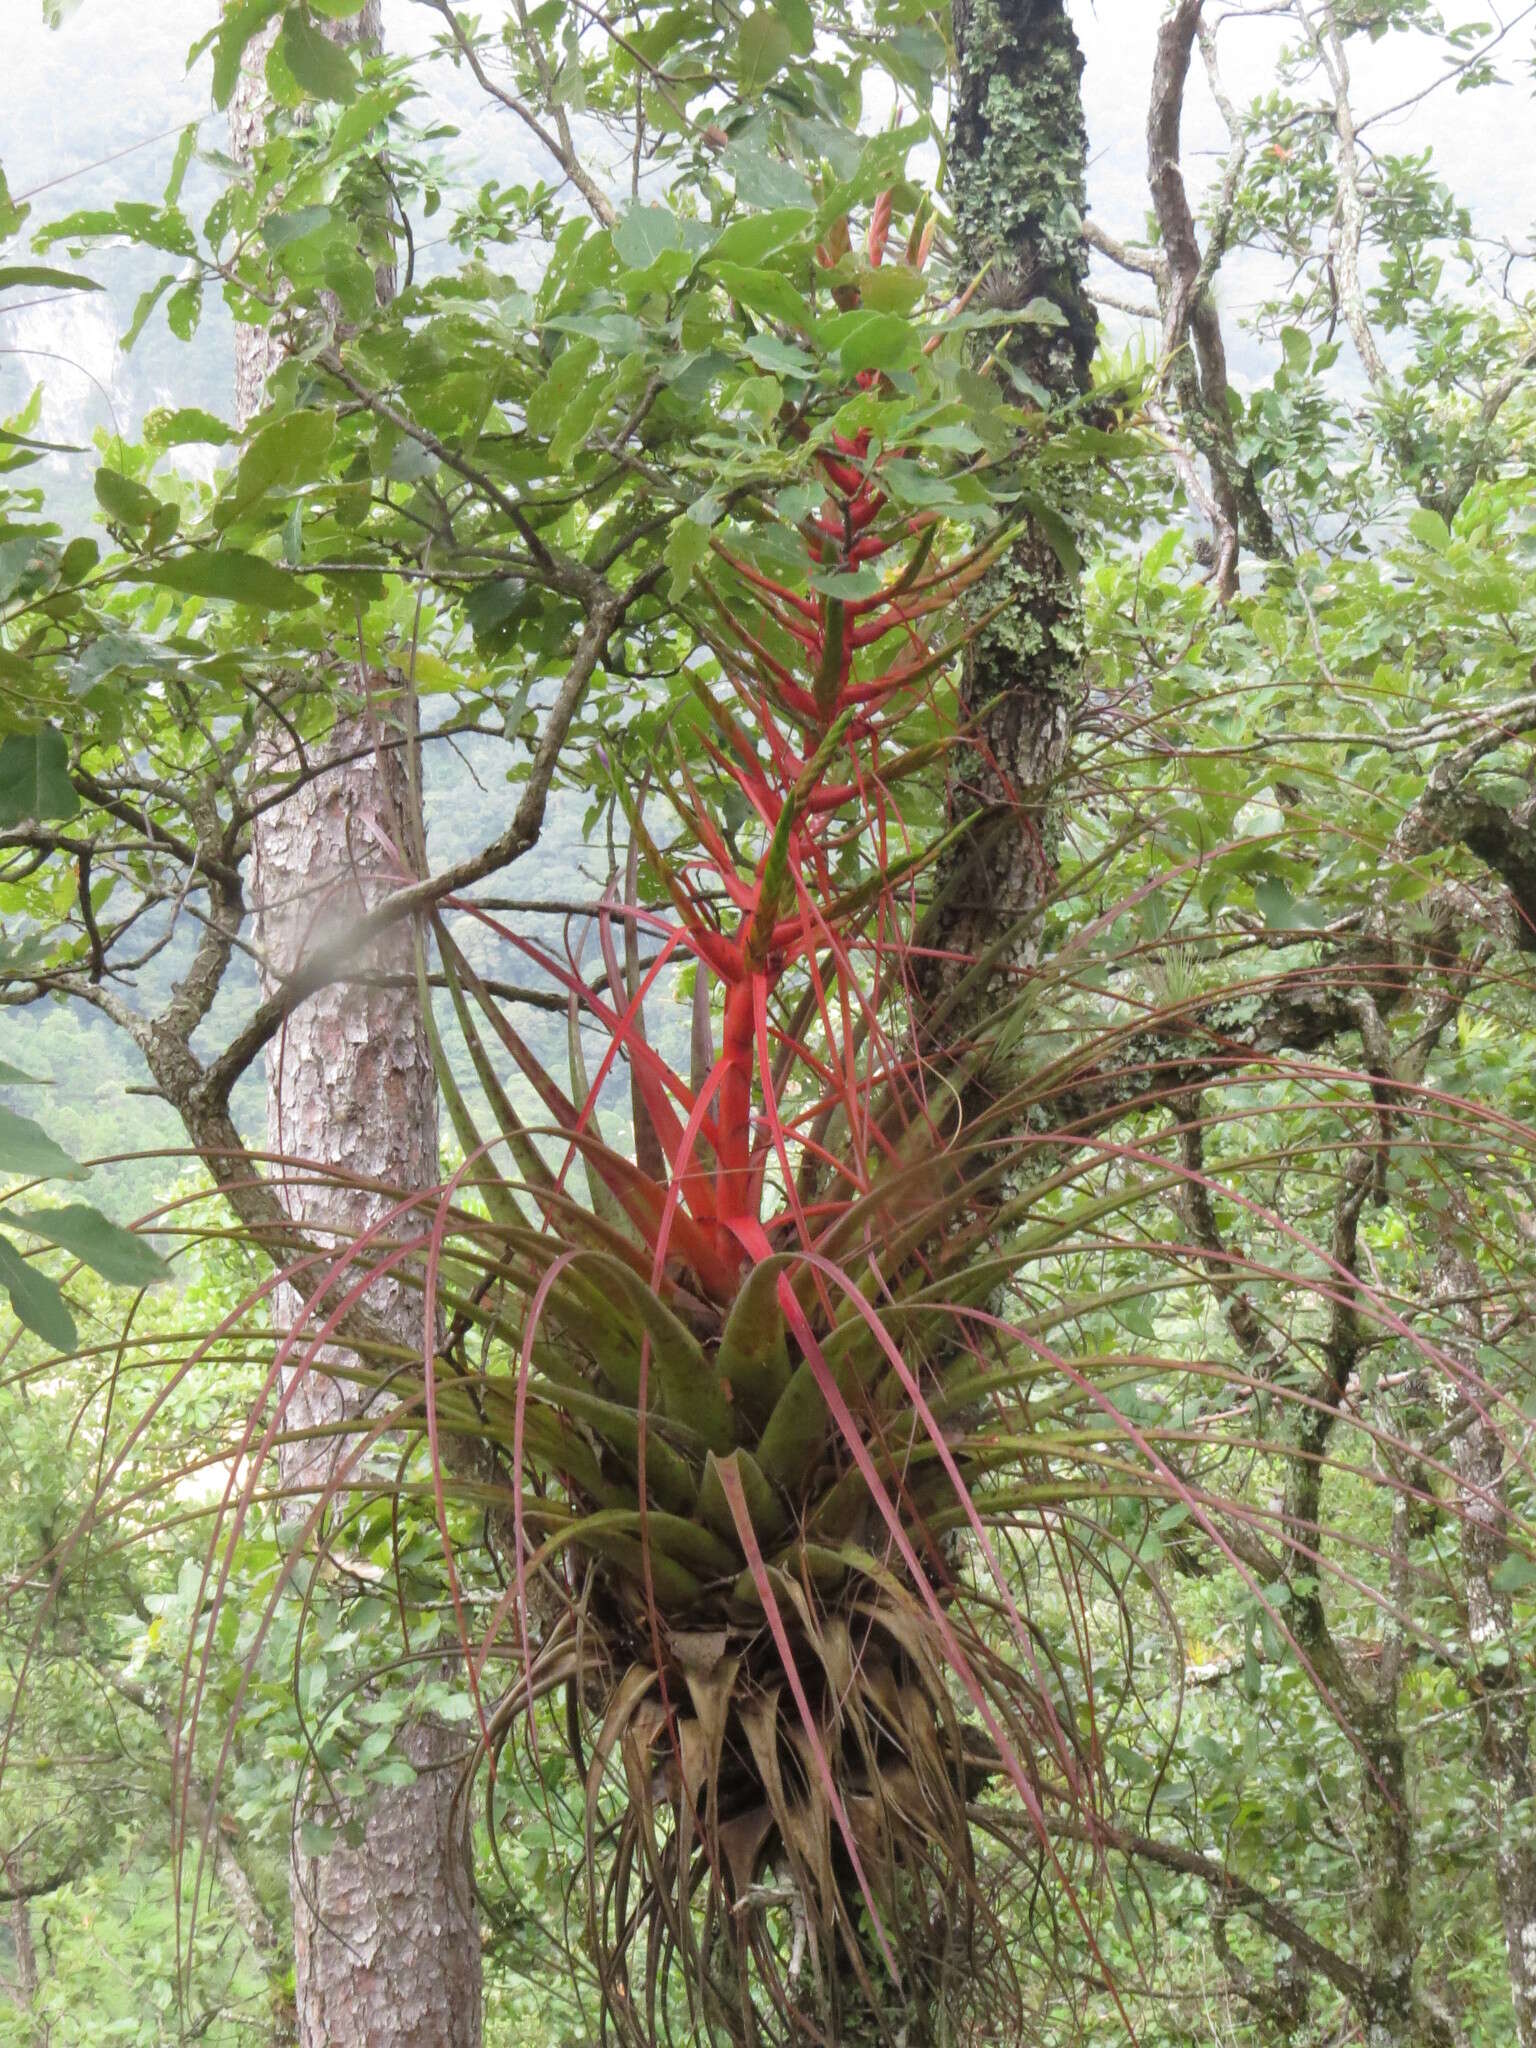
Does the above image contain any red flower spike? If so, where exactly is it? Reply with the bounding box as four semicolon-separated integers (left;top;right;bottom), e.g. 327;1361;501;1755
818;452;864;496
867;190;893;269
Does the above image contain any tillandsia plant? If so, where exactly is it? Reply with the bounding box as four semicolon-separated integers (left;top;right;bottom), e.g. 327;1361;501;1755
405;201;1095;2047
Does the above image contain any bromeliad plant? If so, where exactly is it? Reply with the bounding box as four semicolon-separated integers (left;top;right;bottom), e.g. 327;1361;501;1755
382;200;1097;2047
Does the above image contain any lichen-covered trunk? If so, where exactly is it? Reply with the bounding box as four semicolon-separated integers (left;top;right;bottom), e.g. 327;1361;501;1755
926;0;1095;1024
1359;1691;1419;2048
233;9;481;2043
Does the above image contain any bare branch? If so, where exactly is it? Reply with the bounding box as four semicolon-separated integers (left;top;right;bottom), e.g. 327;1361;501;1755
417;0;616;228
1295;1;1387;386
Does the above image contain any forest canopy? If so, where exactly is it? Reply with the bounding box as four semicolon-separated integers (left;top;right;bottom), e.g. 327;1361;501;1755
3;2;1536;2045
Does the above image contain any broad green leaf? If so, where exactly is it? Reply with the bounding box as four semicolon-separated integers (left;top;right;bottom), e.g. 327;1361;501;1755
613;205;684;271
1017;491;1084;575
0;265;101;294
858;265;925;315
707;262;812;332
216;409;336;527
167;277;203;340
709;209;813;268
94;467;162;530
279;7;359;100
1408;506;1451;552
808;563;883;600
733;372;783;424
1280;325;1311;373
0;1236;77;1350
666;517;711;600
548;371;616;467
771;0;814;55
744;332;816;377
723;145;815;212
209;0;286;106
734;11;794;91
891;22;945;72
60;537;99;586
526;338;599;437
144;407;236;447
126;551;316;611
12;1206;168;1286
0;729;80;827
261;205;333;251
1491;1554;1536;1595
0;1107;85;1180
823;309;919;373
164;122;198;207
1254;877;1297;930
879;459;964;511
122;273;175;353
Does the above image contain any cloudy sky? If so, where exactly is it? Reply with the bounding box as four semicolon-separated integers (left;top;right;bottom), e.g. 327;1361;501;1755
4;0;1533;441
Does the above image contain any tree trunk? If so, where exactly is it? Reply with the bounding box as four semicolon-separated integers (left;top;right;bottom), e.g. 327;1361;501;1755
926;0;1095;1023
233;11;482;2043
1436;1244;1536;2048
1359;1668;1420;2046
1;1902;41;2047
250;721;481;2048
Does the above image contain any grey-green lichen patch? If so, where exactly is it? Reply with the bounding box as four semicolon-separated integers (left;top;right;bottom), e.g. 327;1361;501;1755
926;0;1096;1011
951;0;1097;394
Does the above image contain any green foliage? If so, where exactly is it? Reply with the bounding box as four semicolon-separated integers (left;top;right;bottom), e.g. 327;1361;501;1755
2;0;1535;2042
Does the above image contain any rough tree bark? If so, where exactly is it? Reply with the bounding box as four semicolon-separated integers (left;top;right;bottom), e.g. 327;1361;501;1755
1146;0;1279;596
232;9;482;2043
0;1902;40;2046
1435;1243;1536;2048
926;0;1096;1023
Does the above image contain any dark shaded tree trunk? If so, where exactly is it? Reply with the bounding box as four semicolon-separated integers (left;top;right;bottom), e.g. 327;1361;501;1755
926;0;1096;1021
232;8;482;2042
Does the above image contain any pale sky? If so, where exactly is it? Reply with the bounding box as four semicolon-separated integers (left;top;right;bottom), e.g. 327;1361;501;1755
10;0;1530;232
4;0;1533;437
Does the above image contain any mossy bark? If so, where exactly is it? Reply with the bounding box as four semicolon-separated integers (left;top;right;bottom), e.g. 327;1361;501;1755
926;0;1095;1029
